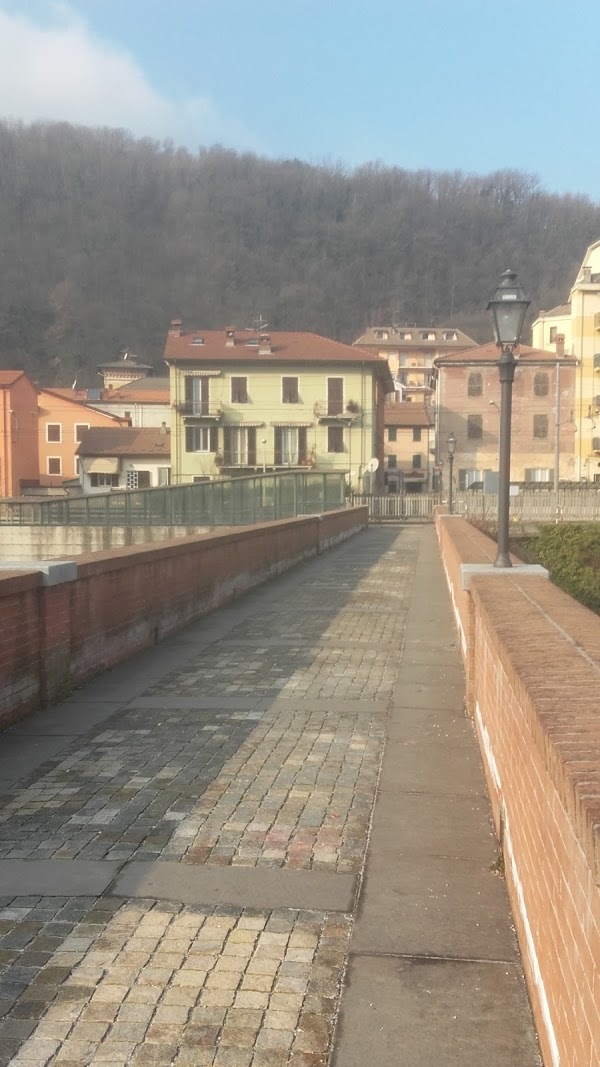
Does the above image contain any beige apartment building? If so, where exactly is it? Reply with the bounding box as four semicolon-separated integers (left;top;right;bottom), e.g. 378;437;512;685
384;400;434;492
532;239;600;478
354;323;477;402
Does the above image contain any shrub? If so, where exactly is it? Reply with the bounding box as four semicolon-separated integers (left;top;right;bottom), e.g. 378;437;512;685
526;523;600;614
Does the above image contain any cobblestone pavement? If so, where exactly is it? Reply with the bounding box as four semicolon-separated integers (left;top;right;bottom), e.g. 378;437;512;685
0;527;420;1065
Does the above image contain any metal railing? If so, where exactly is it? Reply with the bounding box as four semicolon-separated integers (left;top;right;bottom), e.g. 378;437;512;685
348;493;440;521
456;488;600;524
0;472;347;527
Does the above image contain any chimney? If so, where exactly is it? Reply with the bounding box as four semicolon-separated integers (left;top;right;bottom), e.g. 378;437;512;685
169;319;182;336
555;334;565;358
225;326;236;347
160;421;168;435
258;333;272;355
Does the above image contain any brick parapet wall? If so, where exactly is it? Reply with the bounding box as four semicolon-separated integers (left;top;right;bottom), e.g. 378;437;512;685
0;507;367;729
436;510;600;1067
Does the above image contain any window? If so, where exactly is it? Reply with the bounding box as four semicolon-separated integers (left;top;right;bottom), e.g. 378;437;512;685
524;468;553;482
412;427;422;442
47;457;61;475
458;468;484;490
46;423;61;443
185;375;209;414
185;426;217;452
274;426;307;465
327;377;344;415
327;425;344;452
388;427;397;442
534;372;549;397
467;414;483;439
549;327;557;343
157;467;171;486
375;330;389;340
223;426;256;466
230;377;248;403
533;414;548;438
387;455;397;469
282;377;299;404
126;470;151;489
421;331;436;341
398;332;412;341
90;472;118;488
75;423;89;442
468;373;483;397
412;454;422;469
442;331;458;341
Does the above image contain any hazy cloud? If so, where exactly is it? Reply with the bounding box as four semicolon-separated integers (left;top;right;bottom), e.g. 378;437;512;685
0;5;261;150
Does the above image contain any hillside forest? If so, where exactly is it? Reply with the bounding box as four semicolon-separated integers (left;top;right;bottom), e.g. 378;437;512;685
2;120;600;386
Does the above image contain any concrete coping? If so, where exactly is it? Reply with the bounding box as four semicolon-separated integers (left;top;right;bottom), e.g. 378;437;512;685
0;560;77;586
460;562;549;591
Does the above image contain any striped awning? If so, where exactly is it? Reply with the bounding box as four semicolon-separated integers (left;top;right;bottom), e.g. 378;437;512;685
271;421;313;428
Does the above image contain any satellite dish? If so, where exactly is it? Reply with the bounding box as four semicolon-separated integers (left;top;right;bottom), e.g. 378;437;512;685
366;458;379;473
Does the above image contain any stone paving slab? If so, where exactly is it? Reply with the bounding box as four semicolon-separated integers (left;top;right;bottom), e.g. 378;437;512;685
111;862;356;912
332;956;541;1067
0;861;120;897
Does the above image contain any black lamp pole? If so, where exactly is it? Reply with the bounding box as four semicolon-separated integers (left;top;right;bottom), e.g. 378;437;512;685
447;432;456;514
487;270;530;568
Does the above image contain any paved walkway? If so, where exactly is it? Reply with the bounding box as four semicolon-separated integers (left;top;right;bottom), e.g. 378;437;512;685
0;526;541;1066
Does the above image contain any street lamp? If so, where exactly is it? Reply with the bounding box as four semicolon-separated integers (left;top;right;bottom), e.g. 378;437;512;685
447;432;456;514
487;269;530;567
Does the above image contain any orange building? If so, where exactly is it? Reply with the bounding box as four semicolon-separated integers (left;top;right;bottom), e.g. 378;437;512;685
37;389;128;488
0;371;40;496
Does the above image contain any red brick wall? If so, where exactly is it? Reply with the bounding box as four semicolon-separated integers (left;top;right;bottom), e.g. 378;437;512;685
0;508;367;728
436;511;600;1067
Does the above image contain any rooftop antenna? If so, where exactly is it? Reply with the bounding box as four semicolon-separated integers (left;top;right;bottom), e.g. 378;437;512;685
245;313;269;332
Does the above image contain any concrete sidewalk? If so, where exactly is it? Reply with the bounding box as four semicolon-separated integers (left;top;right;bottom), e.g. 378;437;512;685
0;525;540;1065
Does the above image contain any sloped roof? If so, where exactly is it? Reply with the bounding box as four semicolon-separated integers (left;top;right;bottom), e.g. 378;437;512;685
384;402;434;428
76;426;170;457
0;370;27;387
434;342;577;366
100;381;170;403
164;327;394;388
537;303;571;318
354;325;478;349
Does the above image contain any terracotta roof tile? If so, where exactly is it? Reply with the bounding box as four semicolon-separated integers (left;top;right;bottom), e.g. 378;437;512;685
434;342;577;365
384;402;434;428
76;426;170;457
0;370;27;387
164;327;394;387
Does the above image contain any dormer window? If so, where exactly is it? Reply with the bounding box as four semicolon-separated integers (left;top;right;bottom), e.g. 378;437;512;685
245;338;259;347
191;336;205;345
375;330;389;340
421;331;436;341
442;330;458;341
398;332;412;341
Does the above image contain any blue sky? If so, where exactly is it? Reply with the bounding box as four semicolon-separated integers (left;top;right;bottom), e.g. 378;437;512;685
2;0;599;199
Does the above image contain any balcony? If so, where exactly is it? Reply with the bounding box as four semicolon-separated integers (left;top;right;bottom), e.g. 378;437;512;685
314;401;359;423
175;401;223;420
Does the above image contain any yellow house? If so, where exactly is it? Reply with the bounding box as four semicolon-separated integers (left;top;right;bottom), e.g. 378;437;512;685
532;239;600;478
163;323;394;489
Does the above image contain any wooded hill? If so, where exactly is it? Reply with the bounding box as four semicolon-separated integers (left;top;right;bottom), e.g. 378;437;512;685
2;119;600;386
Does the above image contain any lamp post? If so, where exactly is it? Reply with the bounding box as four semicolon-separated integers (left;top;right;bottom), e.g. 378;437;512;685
447;432;456;514
487;269;530;568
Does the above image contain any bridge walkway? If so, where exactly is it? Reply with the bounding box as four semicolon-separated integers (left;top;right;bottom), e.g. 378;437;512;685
0;526;540;1066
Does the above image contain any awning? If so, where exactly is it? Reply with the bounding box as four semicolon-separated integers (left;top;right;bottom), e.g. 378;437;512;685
271;421;314;428
86;457;119;474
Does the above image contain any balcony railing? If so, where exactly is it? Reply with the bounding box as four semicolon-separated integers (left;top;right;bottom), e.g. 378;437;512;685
175;401;223;419
314;401;359;421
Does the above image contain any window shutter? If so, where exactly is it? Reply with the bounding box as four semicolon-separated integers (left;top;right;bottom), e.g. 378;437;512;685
185;426;194;452
223;426;232;463
299;427;307;462
327;378;344;415
458;469;467;490
184;376;193;403
247;428;257;465
209;426;218;452
274;428;282;465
